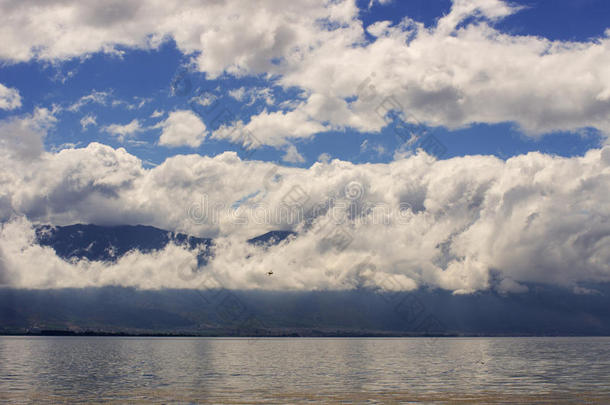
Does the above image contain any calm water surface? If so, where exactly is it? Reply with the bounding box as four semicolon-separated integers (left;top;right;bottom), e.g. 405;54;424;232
0;336;609;403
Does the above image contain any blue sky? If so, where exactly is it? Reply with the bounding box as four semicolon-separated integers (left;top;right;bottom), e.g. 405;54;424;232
0;0;607;167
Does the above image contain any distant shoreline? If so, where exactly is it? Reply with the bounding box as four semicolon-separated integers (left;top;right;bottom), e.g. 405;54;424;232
2;330;609;338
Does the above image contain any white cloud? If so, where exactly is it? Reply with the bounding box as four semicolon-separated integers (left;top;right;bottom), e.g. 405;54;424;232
190;92;217;107
0;83;21;110
318;152;332;163
220;0;610;146
368;0;392;9
361;139;387;157
228;87;246;101
68;90;111;112
158;110;207;148
112;97;151;110
0;108;56;161
80;114;97;130
277;0;610;139
229;87;274;105
282;144;305;163
0;0;357;78
1;0;609;146
50;142;80;153
68;91;151;114
0;125;608;292
373;144;386;156
212;105;328;147
250;87;275;106
103;119;142;143
150;109;164;118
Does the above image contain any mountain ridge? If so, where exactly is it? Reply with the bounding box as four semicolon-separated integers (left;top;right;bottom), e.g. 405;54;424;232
35;224;296;264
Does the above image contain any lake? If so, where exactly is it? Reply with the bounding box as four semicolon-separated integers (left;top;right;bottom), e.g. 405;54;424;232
0;336;609;403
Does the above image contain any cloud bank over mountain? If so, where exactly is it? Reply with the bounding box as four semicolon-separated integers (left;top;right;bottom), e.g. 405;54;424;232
0;109;608;293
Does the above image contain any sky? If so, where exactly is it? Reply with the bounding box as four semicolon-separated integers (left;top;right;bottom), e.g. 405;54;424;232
0;0;609;294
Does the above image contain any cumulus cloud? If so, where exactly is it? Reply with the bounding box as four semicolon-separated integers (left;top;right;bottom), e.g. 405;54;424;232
212;106;328;147
269;0;610;143
0;0;357;77
0;108;56;161
157;110;207;148
103;119;142;143
318;153;332;163
0;126;608;293
202;0;610;146
226;0;610;145
282;144;305;164
228;87;246;101
0;83;21;110
3;0;608;146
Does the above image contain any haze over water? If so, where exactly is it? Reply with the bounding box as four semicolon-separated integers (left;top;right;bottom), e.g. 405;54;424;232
1;336;609;403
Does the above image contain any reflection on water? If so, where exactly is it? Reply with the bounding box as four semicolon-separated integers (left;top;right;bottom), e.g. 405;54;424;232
0;336;609;403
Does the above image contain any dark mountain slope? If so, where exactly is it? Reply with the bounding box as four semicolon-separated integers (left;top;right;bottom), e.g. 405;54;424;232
35;224;213;262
